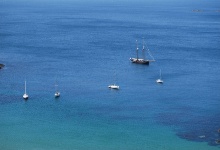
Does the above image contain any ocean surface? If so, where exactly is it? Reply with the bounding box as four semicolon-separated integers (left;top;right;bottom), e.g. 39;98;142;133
0;0;220;149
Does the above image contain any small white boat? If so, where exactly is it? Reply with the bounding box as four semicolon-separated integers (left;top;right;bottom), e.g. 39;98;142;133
23;80;28;100
108;71;119;89
156;69;163;84
55;92;60;97
54;83;60;97
156;79;163;83
108;84;119;89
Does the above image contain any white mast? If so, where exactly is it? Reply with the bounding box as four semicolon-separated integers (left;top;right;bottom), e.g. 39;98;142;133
142;38;146;60
136;40;139;60
160;69;162;80
23;80;28;99
54;80;60;97
25;80;27;94
156;69;163;83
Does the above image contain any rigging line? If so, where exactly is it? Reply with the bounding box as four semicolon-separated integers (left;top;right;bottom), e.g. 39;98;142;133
147;48;155;61
144;39;155;61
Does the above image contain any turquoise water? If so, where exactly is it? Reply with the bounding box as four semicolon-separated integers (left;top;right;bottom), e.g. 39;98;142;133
1;101;219;150
0;0;220;149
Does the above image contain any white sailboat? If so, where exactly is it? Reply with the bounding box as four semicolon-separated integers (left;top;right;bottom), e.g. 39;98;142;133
108;84;119;89
108;71;119;89
54;83;60;97
23;80;28;100
156;69;163;83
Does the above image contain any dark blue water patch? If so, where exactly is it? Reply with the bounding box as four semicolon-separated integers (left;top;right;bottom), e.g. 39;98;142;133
176;113;220;146
157;109;220;147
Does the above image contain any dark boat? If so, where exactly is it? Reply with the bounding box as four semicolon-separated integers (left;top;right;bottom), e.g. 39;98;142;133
130;40;155;65
129;58;151;64
0;64;5;69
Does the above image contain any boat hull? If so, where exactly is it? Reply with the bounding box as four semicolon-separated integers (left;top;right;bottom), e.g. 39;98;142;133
55;92;60;97
108;85;119;89
23;94;28;100
130;58;150;65
156;79;163;83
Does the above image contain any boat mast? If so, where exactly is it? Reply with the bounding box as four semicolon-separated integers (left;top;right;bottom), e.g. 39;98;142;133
55;82;58;93
25;80;27;94
160;69;162;79
142;39;146;60
113;70;117;85
136;40;139;60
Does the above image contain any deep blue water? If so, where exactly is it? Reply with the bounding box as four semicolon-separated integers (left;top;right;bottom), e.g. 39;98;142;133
0;0;220;149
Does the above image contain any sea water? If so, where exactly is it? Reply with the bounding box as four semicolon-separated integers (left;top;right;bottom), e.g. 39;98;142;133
0;0;220;149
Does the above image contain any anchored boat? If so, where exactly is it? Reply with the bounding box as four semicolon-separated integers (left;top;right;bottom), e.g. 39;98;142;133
156;69;163;84
130;39;155;65
54;82;60;98
23;80;28;100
